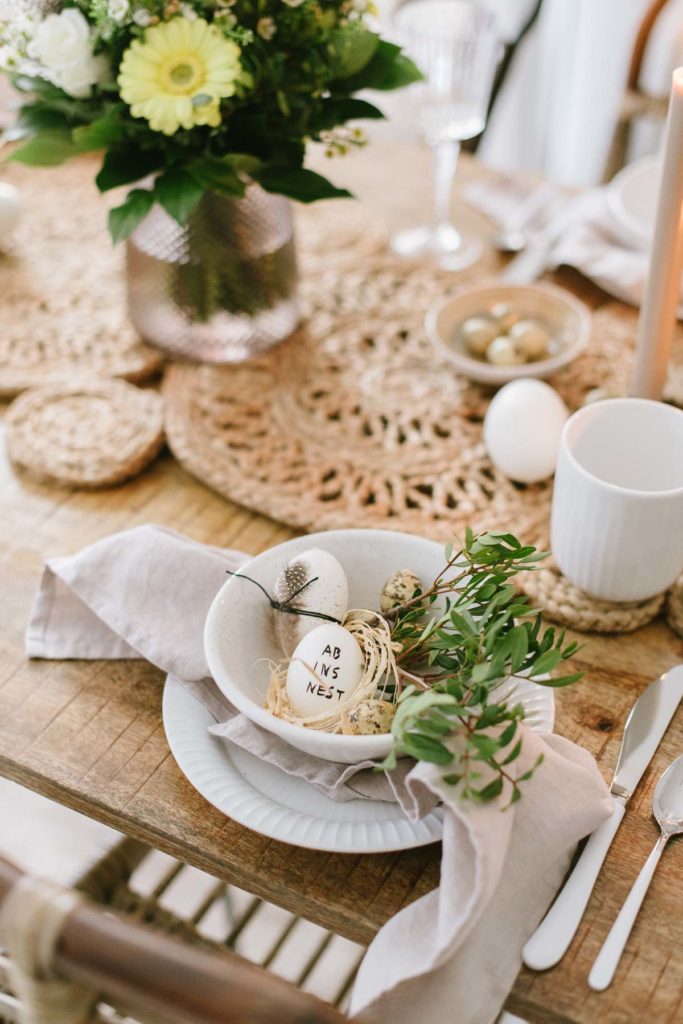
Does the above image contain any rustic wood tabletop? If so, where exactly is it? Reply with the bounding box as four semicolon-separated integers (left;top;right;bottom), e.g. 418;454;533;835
0;140;681;1024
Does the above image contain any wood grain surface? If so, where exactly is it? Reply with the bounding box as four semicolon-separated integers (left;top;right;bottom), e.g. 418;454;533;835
0;140;681;1024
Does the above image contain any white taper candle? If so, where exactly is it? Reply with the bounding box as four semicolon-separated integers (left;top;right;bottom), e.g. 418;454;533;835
631;69;683;400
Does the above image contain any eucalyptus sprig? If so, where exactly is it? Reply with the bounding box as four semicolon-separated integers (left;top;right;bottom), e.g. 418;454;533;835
379;529;584;806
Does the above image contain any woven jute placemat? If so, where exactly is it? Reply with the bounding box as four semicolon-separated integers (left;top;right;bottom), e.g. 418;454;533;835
0;161;163;397
6;380;164;488
164;280;683;633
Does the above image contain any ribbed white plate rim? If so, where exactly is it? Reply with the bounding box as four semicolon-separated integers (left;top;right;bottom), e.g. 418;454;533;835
163;675;554;853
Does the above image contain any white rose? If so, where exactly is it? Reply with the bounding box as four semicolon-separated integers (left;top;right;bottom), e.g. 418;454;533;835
55;52;109;98
107;0;130;23
29;8;91;70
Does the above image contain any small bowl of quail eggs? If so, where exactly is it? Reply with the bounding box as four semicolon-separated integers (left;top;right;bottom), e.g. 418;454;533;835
425;282;590;386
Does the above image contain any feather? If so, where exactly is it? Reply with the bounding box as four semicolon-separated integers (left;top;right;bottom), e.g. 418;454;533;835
271;558;312;657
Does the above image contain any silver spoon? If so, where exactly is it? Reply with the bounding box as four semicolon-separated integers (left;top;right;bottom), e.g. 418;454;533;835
588;754;683;991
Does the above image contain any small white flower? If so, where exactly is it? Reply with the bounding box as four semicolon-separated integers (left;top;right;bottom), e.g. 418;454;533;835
132;8;153;26
282;0;306;7
179;3;198;18
29;8;91;70
107;0;130;23
256;15;276;39
214;9;237;27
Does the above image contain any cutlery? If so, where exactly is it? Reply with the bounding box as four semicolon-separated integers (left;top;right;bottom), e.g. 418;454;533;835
523;663;683;971
491;184;555;254
588;754;683;990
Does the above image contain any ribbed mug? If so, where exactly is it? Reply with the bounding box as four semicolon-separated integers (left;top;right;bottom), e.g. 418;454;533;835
551;398;683;602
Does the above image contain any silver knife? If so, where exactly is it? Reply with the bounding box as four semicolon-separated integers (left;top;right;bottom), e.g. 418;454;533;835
523;663;683;971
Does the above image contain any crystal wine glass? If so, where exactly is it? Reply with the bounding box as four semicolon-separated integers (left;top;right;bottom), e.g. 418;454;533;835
391;0;501;270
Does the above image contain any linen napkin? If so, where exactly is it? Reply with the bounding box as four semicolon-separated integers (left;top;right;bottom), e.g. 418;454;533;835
26;525;613;1024
25;524;414;807
466;176;683;313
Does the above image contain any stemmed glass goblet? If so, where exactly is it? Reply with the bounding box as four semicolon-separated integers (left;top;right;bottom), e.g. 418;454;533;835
391;0;502;270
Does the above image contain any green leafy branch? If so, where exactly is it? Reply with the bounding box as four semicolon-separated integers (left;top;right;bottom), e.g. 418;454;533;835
379;530;584;806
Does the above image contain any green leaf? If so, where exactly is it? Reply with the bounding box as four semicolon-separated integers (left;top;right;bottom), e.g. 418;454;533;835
401;732;453;765
473;776;504;802
312;97;384;132
108;188;155;244
442;773;462;786
534;671;585;688
329;27;380;77
340;40;423;92
528;649;563;677
187;157;246;195
498;720;518;747
72;117;126;152
8;130;78;167
13;102;67;136
500;739;523;766
469;734;501;759
256;166;351;203
96;148;165;192
154;168;204;225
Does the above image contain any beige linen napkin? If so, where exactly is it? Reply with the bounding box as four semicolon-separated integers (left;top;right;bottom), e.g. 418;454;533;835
27;525;613;1024
25;524;412;806
466;176;683;313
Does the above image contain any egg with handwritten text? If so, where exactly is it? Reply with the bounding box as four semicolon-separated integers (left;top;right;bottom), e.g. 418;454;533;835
286;624;364;718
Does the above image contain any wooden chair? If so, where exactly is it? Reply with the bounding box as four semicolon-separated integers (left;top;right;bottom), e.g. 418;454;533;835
603;0;674;179
0;850;356;1024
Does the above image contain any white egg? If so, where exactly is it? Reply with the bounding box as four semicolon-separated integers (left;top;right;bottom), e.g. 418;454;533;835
286;624;364;717
272;548;348;656
483;379;569;483
0;183;21;239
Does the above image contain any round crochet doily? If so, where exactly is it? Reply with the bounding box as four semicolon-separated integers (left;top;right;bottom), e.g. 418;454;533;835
0;161;163;397
164;286;683;633
6;380;164;488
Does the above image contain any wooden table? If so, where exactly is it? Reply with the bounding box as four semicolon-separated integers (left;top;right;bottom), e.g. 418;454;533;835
1;141;682;1024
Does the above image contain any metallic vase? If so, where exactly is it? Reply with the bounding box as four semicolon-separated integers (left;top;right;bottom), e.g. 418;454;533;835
126;185;299;363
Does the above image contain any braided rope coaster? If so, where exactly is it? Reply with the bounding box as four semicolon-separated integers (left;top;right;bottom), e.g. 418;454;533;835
0;161;163;397
6;380;164;488
667;578;683;640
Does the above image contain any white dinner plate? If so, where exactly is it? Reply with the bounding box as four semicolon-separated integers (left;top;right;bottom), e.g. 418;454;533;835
163;674;555;854
606;155;660;251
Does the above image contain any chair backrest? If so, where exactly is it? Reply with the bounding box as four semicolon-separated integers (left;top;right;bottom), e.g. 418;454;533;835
604;0;675;179
0;854;352;1024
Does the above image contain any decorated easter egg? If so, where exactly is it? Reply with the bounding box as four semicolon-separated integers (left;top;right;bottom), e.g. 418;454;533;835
0;183;21;240
380;569;423;613
483;378;569;483
272;548;348;656
286;623;364;717
341;699;396;735
460;316;497;357
486;336;526;366
509;318;551;360
490;302;521;333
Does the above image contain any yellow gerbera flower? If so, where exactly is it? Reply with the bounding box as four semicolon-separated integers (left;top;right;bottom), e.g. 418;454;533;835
118;17;241;136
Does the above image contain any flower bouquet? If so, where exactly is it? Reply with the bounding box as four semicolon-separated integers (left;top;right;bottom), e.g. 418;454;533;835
0;1;420;359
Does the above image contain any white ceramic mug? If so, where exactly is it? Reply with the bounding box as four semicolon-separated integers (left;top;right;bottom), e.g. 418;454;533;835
551;398;683;602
